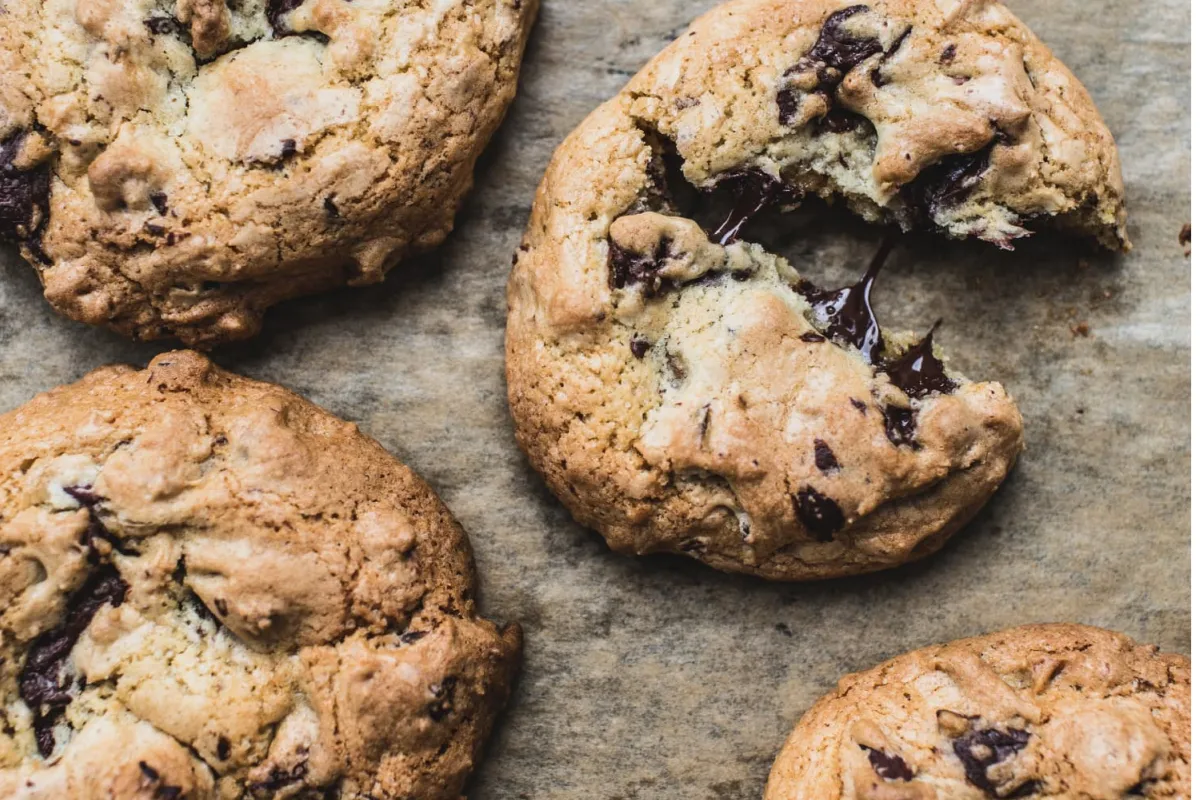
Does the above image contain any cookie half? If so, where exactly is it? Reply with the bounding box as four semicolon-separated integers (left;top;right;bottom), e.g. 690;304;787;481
0;352;521;799
0;0;536;346
623;0;1128;250
506;41;1028;579
765;624;1190;799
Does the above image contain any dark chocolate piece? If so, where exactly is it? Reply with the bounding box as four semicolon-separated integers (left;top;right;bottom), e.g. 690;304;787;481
883;405;917;447
427;676;457;722
0;131;52;251
630;336;651;359
791;486;845;542
779;5;883;125
886;323;957;398
906;144;995;222
19;565;129;756
862;746;915;781
952;728;1036;797
814;439;840;473
608;236;670;294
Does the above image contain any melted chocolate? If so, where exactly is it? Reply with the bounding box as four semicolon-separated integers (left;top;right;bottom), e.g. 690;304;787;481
862;746;915;781
797;239;893;363
779;5;883;125
952;728;1035;797
0;131;51;251
906;144;995;222
791;487;845;542
19;565;129;756
710;171;783;245
886;324;957;398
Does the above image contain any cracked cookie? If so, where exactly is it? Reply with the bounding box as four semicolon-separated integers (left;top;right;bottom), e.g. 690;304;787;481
0;351;522;799
0;0;536;346
765;624;1190;799
625;0;1128;250
506;6;1043;581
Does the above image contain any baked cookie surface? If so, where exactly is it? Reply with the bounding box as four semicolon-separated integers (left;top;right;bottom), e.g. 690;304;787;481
505;0;1080;581
0;351;522;799
765;624;1190;800
0;0;536;346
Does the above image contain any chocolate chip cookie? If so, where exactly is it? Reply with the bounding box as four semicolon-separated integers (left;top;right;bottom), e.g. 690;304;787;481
506;2;1088;581
0;0;536;346
0;351;522;799
766;624;1190;799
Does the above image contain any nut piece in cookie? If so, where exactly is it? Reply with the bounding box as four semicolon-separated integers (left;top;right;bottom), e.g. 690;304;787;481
765;624;1190;800
507;104;1023;580
0;0;538;346
0;351;521;799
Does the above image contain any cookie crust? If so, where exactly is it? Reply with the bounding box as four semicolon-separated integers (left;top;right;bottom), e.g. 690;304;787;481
0;0;537;346
0;351;521;799
765;624;1190;799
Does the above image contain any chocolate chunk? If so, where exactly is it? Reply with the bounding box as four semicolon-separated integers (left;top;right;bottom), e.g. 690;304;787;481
886;323;957;398
0;131;52;251
906;144;995;222
427;676;457;722
814;439;840;473
19;565;129;756
870;27;912;87
791;486;845;541
630;336;651;359
149;191;168;215
608;236;670;294
800;331;826;343
266;0;305;36
816;108;870;135
216;736;232;760
279;139;297;159
779;5;883;125
862;746;915;781
952;728;1034;796
144;16;183;36
710;170;784;245
249;763;307;793
796;239;892;364
883;405;917;447
939;44;957;65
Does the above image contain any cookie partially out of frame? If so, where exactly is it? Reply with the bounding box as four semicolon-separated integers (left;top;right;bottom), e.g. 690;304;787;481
0;0;536;346
766;624;1190;799
0;351;521;799
506;0;1057;581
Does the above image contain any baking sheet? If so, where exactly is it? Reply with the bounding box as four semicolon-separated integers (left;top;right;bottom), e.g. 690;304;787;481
0;1;1189;797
